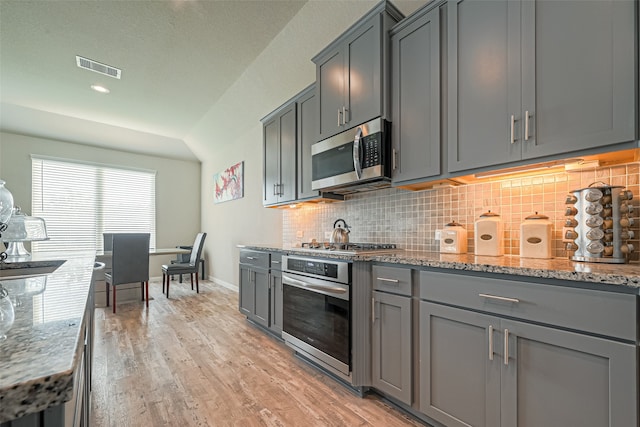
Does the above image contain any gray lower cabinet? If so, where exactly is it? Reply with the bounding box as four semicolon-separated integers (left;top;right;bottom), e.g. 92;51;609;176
390;3;441;185
312;1;403;141
239;250;270;328
262;100;296;206
419;271;638;427
371;265;413;406
269;254;283;335
447;0;637;173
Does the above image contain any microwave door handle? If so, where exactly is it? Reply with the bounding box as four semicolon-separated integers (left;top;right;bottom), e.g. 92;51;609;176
353;127;363;180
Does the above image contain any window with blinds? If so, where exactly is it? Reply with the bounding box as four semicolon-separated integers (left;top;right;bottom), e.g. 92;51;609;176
31;156;156;253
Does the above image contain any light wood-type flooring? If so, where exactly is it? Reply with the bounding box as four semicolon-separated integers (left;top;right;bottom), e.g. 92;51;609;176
91;278;425;426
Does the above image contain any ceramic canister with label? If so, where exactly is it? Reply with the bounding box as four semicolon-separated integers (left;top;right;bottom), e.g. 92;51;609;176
440;221;468;254
474;211;504;256
520;212;553;259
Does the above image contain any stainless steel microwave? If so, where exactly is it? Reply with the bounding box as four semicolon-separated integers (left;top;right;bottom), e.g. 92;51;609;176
311;117;391;194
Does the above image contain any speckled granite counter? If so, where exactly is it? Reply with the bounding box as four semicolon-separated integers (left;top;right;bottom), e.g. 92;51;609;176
238;245;640;292
0;252;95;423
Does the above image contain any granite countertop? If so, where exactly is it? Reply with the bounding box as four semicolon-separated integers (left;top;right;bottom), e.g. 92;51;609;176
238;245;640;292
0;252;95;423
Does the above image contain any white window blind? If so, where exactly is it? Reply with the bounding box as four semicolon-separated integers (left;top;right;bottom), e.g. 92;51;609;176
31;157;156;253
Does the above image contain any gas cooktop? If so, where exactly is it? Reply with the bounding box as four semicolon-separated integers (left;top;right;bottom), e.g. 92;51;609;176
296;242;401;256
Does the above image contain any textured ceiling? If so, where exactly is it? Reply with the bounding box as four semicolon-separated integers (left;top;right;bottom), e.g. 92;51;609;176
0;0;308;160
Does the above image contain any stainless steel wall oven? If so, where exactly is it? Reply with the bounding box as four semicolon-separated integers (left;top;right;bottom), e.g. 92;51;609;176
281;255;352;380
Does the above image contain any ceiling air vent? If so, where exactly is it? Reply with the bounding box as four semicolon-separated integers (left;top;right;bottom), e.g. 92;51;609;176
75;56;121;79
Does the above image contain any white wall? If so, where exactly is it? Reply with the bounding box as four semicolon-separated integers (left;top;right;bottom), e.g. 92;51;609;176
0;131;201;275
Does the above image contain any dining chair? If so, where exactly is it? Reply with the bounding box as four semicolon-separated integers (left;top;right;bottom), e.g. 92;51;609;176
162;232;207;298
105;233;150;313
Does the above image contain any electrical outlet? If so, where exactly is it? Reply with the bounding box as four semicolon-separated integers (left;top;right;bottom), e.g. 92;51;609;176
296;230;304;238
324;231;332;240
435;229;442;241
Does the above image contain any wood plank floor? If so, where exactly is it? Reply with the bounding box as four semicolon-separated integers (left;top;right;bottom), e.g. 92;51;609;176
91;279;425;426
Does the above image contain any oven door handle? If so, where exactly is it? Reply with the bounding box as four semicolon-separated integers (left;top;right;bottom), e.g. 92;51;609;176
282;274;348;297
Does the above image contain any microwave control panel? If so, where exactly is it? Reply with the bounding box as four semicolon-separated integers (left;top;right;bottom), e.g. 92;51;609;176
361;133;381;168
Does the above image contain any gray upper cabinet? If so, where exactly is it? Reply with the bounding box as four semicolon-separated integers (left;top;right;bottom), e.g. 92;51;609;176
313;1;403;142
262;101;297;206
296;84;320;201
390;5;441;185
448;0;637;173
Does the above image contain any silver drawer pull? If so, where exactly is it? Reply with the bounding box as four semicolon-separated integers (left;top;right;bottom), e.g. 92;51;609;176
377;277;400;283
479;293;520;304
246;257;256;260
272;261;280;264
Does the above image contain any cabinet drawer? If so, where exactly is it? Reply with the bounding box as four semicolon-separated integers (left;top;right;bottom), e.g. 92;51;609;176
419;271;636;342
270;253;282;271
373;265;412;296
239;250;270;269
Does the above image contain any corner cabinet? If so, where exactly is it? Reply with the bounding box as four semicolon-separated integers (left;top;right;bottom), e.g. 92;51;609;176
312;1;403;142
447;0;637;173
262;101;297;206
390;4;441;185
419;270;638;427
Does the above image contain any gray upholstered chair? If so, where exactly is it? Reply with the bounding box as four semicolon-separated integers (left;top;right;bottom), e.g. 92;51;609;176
102;232;114;252
162;232;206;298
105;233;150;313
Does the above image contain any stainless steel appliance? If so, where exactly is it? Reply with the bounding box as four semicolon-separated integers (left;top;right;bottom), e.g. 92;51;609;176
311;117;391;194
565;182;635;263
282;255;352;380
298;242;399;256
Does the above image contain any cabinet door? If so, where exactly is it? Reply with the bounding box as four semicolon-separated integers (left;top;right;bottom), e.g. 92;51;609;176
239;266;254;316
391;7;440;184
501;319;638;427
253;269;270;328
419;301;501;427
297;86;319;200
278;104;297;203
447;0;521;173
371;291;412;405
270;271;283;335
346;15;381;130
263;118;280;205
316;48;345;141
521;0;636;160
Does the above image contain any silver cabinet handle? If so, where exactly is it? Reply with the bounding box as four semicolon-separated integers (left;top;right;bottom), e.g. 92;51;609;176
524;110;530;141
271;261;280;264
247;256;256;260
371;297;375;324
488;325;494;361
273;183;277;195
278;183;283;196
392;148;398;171
504;328;510;366
342;106;348;125
338;108;342;127
377;277;400;283
479;293;520;304
510;114;516;144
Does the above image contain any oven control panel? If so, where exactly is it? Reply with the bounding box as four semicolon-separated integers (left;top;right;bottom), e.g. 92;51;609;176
283;255;350;284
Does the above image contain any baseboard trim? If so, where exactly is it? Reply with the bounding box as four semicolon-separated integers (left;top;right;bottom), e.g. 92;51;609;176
211;277;238;291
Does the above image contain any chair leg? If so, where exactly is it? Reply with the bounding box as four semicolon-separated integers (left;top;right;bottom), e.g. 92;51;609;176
145;281;149;308
195;273;199;293
141;282;144;301
112;286;117;314
166;274;170;298
162;273;166;294
190;273;194;290
105;282;110;307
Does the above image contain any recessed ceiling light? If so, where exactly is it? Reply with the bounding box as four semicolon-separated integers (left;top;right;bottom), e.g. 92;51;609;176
91;84;110;94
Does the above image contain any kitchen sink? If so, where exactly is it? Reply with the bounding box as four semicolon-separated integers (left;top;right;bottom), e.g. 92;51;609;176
0;259;66;279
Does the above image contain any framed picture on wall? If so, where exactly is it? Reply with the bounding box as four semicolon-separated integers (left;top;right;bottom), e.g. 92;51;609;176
213;161;244;203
